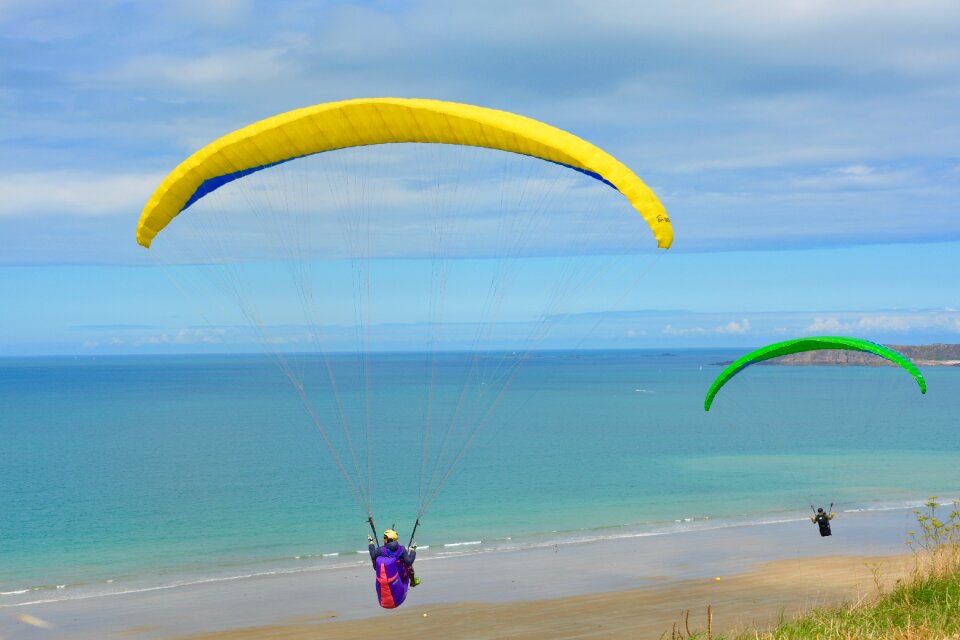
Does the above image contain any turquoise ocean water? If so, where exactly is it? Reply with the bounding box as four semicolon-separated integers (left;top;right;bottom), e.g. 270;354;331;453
2;350;958;606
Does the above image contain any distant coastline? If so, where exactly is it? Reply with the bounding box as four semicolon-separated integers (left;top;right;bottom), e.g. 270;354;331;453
714;343;960;367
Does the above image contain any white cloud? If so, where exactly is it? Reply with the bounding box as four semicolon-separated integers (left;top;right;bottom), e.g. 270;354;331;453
717;318;751;334
264;333;308;345
803;316;851;333
791;165;916;191
110;48;292;88
0;172;162;218
836;165;874;176
114;328;227;347
663;318;752;336
663;324;706;336
803;311;960;334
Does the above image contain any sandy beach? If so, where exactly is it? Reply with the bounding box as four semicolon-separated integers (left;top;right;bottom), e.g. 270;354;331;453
1;508;922;639
174;554;913;640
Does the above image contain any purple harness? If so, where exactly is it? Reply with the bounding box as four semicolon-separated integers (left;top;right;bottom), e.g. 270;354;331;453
374;544;410;608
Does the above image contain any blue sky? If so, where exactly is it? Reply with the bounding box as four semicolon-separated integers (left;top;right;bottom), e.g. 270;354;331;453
1;0;958;354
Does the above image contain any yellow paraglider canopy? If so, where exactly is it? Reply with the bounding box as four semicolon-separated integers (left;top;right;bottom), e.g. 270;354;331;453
136;98;672;249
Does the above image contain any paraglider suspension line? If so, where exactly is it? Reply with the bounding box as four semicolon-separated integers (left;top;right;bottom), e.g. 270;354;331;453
408;517;420;547
810;502;835;514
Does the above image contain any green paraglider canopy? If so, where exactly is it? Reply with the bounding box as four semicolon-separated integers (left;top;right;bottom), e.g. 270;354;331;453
704;336;926;411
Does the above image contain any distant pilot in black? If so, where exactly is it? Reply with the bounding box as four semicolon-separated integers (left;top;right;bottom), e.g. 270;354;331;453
811;507;835;537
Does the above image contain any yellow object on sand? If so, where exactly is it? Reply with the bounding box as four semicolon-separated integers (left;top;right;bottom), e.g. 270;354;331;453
136;98;672;249
17;613;54;629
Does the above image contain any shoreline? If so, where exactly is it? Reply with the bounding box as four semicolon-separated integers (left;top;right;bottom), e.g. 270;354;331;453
0;507;923;639
0;501;930;609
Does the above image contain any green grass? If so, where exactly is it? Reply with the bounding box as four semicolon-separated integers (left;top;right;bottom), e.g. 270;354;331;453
733;562;960;639
671;498;960;640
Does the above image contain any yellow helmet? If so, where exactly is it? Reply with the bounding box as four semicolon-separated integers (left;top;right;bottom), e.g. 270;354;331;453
383;529;399;542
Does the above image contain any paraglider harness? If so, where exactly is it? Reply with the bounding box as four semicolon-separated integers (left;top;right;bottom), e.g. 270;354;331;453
810;503;834;537
366;517;419;609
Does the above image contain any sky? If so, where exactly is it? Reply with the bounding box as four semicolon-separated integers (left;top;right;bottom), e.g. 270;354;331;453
1;0;959;355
